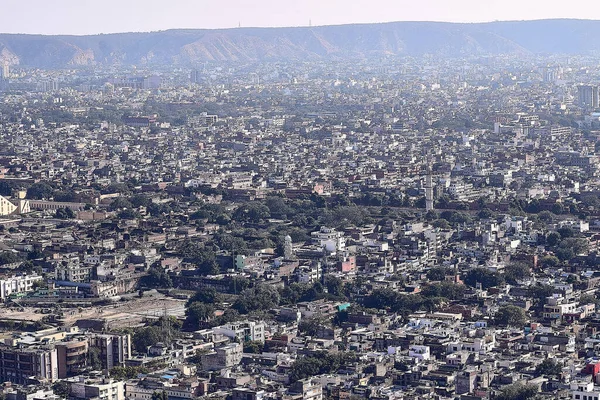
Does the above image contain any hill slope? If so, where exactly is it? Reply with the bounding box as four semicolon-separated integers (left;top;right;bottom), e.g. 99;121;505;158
0;19;599;67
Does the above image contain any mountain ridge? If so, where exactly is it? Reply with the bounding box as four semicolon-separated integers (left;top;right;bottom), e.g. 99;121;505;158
1;19;599;68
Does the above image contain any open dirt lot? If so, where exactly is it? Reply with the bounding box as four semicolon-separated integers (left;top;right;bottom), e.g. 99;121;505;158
1;293;186;330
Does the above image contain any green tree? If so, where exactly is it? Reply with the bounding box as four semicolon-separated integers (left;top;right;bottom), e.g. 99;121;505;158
495;383;538;400
540;255;559;268
463;268;504;289
546;231;561;247
243;341;265;354
538;210;555;223
579;293;600;307
289;352;357;383
265;196;291;218
554;247;574;261
0;251;22;266
187;287;222;306
426;266;448;281
130;194;152;208
185;302;216;329
108;197;133;211
52;381;71;398
233;202;271;223
132;326;163;353
0;181;15;197
233;284;280;314
424;210;438;221
421;282;465;300
298;317;327;336
27;182;54;200
362;288;398;310
87;347;103;370
529;284;555;306
504;263;531;284
229;276;250;294
534;359;562;377
55;207;75;219
431;219;451;229
559;237;588;255
140;267;173;289
53;190;77;202
557;226;574;239
324;275;345;297
152;391;168;400
495;305;527;327
117;209;140;220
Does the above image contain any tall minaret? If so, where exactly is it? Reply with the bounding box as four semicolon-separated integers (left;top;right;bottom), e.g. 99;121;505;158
284;235;293;260
425;158;434;212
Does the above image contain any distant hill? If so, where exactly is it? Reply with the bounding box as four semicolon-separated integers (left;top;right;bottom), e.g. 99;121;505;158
1;19;600;68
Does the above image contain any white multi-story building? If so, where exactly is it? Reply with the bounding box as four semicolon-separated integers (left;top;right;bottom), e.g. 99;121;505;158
311;227;346;254
447;334;496;355
69;377;125;400
213;321;266;343
0;274;44;300
543;296;578;319
54;257;93;283
571;380;600;400
409;345;431;361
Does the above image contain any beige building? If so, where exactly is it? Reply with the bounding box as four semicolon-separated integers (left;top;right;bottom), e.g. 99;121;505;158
200;343;243;371
0;195;17;216
69;377;125;400
56;339;88;378
87;332;131;370
0;192;30;216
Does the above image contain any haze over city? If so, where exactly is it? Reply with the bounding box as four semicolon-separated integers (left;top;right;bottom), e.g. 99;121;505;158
3;0;600;35
5;1;600;400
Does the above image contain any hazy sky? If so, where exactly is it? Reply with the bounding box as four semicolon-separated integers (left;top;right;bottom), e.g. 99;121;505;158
3;0;600;35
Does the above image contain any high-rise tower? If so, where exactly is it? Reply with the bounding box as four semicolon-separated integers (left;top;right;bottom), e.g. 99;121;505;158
578;84;599;109
425;158;434;212
284;235;293;260
425;173;434;212
0;62;8;80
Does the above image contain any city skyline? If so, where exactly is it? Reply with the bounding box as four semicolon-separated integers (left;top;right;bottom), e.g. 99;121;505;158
3;0;600;35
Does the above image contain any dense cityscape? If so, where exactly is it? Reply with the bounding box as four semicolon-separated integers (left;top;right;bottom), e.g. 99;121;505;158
4;38;600;400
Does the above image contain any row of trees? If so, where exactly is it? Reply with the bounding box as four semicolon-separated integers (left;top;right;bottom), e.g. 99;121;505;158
183;278;347;331
289;351;357;383
362;284;527;326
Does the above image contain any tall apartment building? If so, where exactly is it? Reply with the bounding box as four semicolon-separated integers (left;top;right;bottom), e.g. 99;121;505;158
0;62;8;79
190;69;200;84
56;338;88;378
86;332;131;370
0;344;58;384
578;84;600;109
